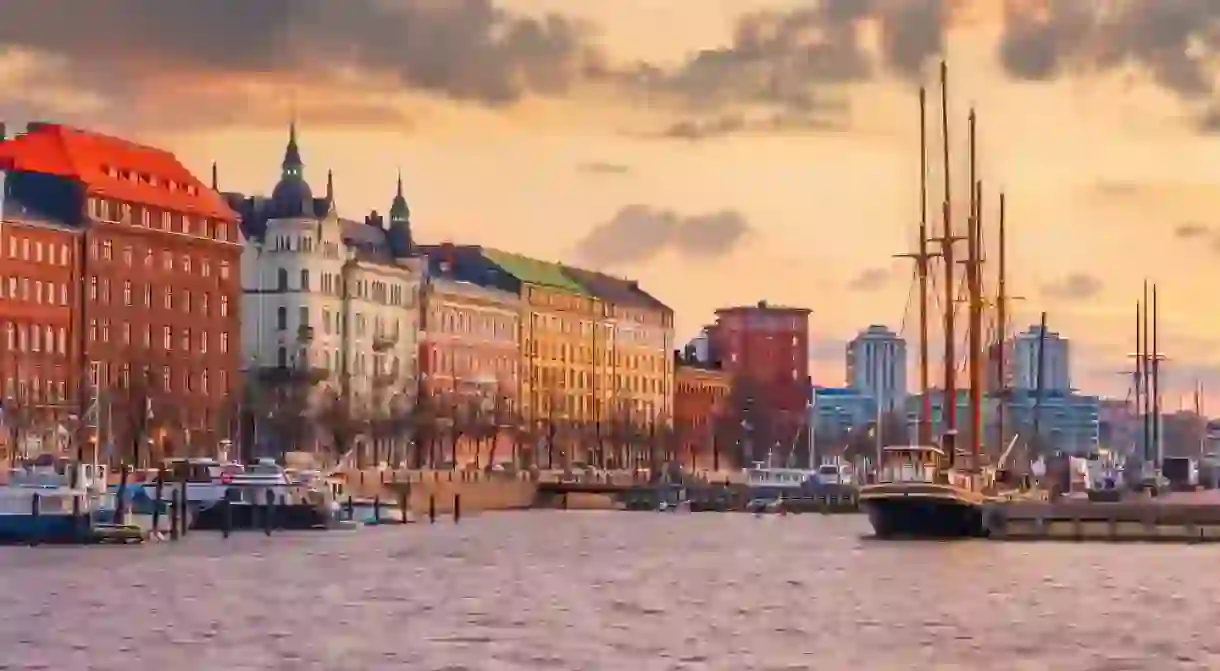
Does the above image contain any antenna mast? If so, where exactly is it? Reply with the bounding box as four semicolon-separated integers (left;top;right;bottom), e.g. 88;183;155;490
966;109;984;460
996;193;1008;455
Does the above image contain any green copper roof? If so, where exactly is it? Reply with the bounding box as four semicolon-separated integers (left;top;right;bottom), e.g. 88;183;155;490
482;248;589;295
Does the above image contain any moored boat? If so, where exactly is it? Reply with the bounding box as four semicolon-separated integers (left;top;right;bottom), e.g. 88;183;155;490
859;445;993;538
0;455;114;544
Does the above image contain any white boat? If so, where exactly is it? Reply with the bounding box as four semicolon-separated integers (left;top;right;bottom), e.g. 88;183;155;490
742;462;818;496
0;456;113;543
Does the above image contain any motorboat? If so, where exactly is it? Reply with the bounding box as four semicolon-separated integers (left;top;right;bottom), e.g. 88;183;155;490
0;455;114;543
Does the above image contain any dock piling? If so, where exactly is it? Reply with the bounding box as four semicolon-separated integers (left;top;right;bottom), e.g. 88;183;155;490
373;495;381;524
151;468;165;537
170;488;181;541
29;492;41;546
399;490;409;525
222;488;234;538
454;494;461;523
345;495;354;521
263;489;274;536
429;495;436;524
114;464;130;526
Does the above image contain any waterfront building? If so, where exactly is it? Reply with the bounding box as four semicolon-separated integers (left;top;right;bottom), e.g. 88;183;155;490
1000;389;1100;455
810;386;878;452
414;245;672;468
0;168;82;461
846;325;907;413
704;300;811;463
673;347;730;470
994;324;1071;393
0;123;242;464
417;245;521;469
231;124;425;463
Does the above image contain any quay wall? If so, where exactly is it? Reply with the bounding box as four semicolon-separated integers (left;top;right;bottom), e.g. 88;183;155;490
339;470;538;513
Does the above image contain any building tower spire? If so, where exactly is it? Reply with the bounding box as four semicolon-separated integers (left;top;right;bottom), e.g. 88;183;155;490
387;168;413;257
282;119;303;178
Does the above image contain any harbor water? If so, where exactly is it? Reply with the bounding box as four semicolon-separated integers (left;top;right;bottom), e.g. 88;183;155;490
1;512;1218;670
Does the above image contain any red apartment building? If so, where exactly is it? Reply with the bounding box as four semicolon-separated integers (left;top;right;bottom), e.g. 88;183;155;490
0;188;82;461
706;300;811;463
673;352;730;470
0;123;241;464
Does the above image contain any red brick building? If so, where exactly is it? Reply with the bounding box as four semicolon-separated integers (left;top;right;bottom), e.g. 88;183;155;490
0;190;83;461
673;354;730;471
0;123;241;464
706;300;811;464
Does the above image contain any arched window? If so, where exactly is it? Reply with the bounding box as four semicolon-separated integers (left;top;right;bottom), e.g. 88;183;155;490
276;307;287;331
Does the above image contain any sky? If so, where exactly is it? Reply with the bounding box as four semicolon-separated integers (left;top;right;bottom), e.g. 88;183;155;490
2;0;1220;406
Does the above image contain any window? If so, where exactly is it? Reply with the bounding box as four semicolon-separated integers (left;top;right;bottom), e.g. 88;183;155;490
89;276;98;301
220;332;229;353
201;370;209;394
122;245;132;266
101;320;110;343
276;307;287;331
219;295;228;317
123;280;132;306
183;290;192;313
163;251;173;270
163;326;171;350
220;261;230;280
277;268;288;291
57;327;65;354
201;293;209;316
101;240;112;260
122;322;131;344
181;328;191;352
144;248;153;267
59;284;66;306
142;325;151;348
200;331;208;354
89;319;97;341
164;288;173;310
300;269;309;291
143;284;151;307
201;260;211;278
299;307;309;332
162;366;171;392
182;255;191;273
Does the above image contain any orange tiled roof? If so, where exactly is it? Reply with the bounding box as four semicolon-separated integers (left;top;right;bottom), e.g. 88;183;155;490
0;124;236;221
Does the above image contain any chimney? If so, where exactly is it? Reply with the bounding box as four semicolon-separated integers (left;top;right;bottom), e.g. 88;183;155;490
0;122;6;142
211;161;218;191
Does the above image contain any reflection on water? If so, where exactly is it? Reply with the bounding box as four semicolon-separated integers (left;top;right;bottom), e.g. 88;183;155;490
1;512;1219;670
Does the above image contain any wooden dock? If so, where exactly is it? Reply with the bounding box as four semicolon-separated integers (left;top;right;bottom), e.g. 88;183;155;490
987;491;1220;542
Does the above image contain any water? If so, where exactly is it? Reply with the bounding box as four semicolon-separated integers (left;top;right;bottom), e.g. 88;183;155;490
1;512;1218;670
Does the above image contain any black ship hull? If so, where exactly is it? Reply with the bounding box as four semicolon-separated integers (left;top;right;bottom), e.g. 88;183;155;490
860;483;989;539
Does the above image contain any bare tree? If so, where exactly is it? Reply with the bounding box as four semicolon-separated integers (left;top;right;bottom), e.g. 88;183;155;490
1;390;35;464
248;366;323;462
481;388;518;472
316;389;372;467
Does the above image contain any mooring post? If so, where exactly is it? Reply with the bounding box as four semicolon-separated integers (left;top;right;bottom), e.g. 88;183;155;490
114;464;131;526
151;468;165;536
222;488;233;539
178;466;190;537
72;494;84;543
169;488;181;541
429;494;436;524
30;492;41;546
400;490;409;525
453;494;461;523
263;489;274;536
373;495;382;524
345;495;354;521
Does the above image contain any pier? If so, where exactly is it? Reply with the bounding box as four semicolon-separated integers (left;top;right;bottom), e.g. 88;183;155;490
987;491;1220;542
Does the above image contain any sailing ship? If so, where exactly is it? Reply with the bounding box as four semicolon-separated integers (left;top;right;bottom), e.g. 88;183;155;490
859;62;1030;538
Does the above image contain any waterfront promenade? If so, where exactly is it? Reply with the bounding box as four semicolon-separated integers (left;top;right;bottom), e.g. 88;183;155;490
2;512;1218;670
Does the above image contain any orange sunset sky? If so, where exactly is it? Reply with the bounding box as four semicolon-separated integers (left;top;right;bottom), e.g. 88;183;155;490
1;0;1219;405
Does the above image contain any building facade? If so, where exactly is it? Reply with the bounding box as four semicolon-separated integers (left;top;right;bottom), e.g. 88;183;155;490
674;352;730;470
846;325;907;413
1004;324;1072;392
705;300;811;463
0;123;242;463
419;250;521;469
233;125;424;463
0;177;82;461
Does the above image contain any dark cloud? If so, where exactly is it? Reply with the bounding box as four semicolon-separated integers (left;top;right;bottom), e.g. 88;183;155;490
998;1;1220;125
0;0;600;129
576;161;631;175
1175;222;1212;239
654;111;846;141
573;204;752;266
846;267;892;291
629;1;956;113
1041;273;1104;300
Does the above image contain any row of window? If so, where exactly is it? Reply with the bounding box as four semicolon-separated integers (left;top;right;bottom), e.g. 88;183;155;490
89;239;231;279
529;391;658;420
277;347;401;379
269;234;340;259
3;323;68;355
275;306;401;341
2;276;68;306
273;268;412;306
88;198;233;243
430;306;515;342
531;365;669;397
5;236;71;266
425;348;518;382
523;339;670;374
86;319;230;354
2;377;66;404
90;362;230;396
89;277;231;317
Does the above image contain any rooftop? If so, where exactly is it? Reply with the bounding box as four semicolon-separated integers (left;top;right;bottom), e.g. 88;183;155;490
715;299;811;314
0;123;236;221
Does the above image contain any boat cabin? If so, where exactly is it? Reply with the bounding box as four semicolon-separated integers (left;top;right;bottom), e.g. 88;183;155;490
876;445;945;484
743;463;817;489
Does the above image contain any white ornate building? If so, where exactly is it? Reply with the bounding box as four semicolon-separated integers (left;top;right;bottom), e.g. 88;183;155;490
230;124;424;458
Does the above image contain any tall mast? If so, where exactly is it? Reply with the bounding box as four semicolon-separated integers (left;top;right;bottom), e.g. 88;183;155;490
1142;281;1151;463
996;193;1008;455
1152;284;1161;467
896;86;937;446
939;61;959;460
966;108;983;460
1134;299;1144;458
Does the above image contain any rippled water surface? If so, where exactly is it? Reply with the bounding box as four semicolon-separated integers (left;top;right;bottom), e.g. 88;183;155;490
2;512;1219;670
